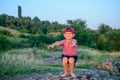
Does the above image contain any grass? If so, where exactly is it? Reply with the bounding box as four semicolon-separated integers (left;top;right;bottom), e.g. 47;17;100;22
0;48;50;76
0;26;30;37
0;47;120;77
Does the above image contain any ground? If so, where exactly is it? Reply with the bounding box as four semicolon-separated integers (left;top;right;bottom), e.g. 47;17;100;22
0;51;120;80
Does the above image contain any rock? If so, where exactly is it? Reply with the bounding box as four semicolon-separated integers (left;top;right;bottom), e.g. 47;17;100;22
97;60;120;76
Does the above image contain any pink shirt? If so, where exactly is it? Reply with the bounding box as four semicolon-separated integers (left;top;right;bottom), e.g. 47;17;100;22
60;39;77;56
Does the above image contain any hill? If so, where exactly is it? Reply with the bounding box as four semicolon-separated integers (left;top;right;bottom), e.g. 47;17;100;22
0;26;30;36
0;26;49;51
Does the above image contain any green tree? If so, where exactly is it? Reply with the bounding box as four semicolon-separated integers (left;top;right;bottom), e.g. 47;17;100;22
22;16;32;32
0;14;8;26
97;34;107;50
41;21;50;34
67;19;87;32
31;16;42;33
106;29;120;51
18;6;22;18
98;23;112;34
5;15;17;28
32;17;41;26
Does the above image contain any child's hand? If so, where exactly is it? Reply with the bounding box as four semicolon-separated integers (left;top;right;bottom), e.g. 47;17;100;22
71;43;76;47
47;45;54;49
47;41;61;49
71;39;77;47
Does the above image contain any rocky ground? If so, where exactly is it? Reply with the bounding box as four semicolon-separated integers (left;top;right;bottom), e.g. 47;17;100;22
0;51;120;80
1;69;120;80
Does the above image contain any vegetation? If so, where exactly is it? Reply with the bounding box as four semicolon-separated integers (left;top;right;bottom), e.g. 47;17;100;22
0;48;61;76
0;35;11;51
1;47;120;77
0;13;120;51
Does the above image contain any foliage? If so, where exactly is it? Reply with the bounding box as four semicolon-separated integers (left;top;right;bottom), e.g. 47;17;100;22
18;33;26;38
0;30;11;36
0;35;11;51
27;34;54;47
98;23;112;34
105;29;120;51
0;13;120;51
97;34;107;50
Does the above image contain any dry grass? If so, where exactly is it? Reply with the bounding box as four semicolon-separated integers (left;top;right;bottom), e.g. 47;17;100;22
0;26;20;35
0;26;30;36
0;48;60;76
109;52;120;60
0;48;47;70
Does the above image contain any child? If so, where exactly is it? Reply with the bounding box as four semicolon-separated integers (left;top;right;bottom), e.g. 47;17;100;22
48;27;78;78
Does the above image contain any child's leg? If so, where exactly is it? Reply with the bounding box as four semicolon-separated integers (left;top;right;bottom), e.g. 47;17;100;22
61;57;68;77
69;57;77;78
69;57;75;75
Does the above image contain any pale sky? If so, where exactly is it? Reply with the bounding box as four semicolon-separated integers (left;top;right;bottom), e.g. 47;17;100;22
0;0;120;30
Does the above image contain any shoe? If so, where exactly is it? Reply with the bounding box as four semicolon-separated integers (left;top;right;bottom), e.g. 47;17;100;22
60;73;68;78
70;73;76;78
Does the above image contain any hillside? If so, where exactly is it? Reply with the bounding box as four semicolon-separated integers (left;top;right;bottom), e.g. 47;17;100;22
0;26;49;51
0;26;30;36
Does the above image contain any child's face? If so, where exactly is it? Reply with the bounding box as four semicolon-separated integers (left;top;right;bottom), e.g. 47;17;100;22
63;32;75;40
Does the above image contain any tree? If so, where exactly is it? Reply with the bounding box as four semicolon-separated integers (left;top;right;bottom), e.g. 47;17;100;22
0;14;8;26
18;6;22;18
67;19;87;30
30;16;42;33
98;23;112;34
41;21;50;34
106;29;120;51
97;34;107;50
5;15;17;28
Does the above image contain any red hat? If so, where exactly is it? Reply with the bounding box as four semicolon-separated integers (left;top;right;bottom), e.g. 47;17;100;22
64;29;74;34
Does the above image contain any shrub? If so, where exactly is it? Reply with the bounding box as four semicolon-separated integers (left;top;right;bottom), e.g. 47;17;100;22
18;33;26;38
0;35;11;51
0;30;11;36
27;34;55;47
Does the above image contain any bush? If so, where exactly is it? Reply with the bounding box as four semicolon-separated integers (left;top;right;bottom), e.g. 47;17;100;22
0;30;11;36
27;34;55;47
0;35;11;51
18;33;26;38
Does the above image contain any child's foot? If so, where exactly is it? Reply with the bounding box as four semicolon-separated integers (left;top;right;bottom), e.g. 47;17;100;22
60;73;68;78
70;73;76;78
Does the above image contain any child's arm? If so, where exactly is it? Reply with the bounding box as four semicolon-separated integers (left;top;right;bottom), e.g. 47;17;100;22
47;41;62;49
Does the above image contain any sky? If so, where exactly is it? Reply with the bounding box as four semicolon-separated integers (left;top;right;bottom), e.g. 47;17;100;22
0;0;120;30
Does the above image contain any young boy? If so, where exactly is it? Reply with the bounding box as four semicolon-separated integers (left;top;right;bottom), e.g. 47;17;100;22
48;27;78;78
